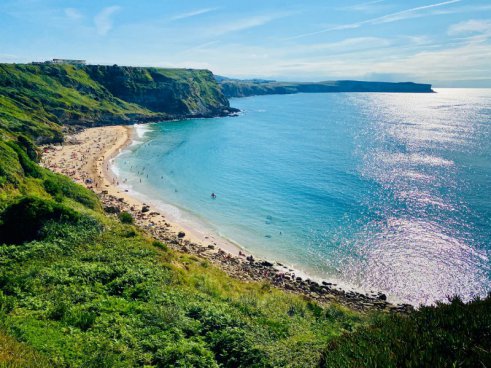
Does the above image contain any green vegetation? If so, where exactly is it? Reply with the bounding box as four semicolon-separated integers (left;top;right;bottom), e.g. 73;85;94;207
321;296;491;367
0;63;488;367
118;211;134;224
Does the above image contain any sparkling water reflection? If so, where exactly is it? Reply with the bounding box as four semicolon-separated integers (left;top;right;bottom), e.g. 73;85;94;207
115;89;491;305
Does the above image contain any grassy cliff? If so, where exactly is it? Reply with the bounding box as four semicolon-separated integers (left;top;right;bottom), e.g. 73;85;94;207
84;66;233;117
218;78;434;98
0;64;234;144
0;64;489;367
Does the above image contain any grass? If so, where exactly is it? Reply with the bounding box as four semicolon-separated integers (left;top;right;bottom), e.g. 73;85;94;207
0;330;51;368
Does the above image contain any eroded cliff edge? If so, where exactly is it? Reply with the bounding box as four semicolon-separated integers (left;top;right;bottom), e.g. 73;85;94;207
0;63;236;143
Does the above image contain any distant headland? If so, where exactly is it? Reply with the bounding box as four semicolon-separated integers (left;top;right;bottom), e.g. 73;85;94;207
216;76;434;97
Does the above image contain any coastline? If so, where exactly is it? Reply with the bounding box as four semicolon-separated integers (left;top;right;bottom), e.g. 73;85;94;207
41;124;413;313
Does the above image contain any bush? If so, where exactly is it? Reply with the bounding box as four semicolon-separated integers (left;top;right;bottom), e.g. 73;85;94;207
152;240;168;251
43;174;99;210
118;211;133;224
6;140;42;178
154;340;218;368
0;196;80;244
320;295;491;368
207;327;269;367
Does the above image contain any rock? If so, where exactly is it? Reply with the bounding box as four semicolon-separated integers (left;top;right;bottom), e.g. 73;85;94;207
378;293;387;301
141;206;150;213
177;231;185;238
260;261;274;267
207;244;215;250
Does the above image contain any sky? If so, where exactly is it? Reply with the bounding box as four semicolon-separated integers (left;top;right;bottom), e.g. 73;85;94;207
1;0;491;87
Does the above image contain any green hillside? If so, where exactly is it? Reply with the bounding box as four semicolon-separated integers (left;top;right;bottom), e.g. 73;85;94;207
0;64;488;367
0;64;235;144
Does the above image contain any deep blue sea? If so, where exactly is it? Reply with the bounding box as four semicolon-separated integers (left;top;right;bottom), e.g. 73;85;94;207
114;89;491;305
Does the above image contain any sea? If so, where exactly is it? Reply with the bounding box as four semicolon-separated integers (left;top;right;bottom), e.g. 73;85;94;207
113;89;491;306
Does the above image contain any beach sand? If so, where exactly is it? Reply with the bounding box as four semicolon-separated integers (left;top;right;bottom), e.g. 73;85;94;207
41;125;412;313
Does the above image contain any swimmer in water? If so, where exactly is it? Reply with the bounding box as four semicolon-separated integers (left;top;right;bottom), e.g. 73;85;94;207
211;192;217;199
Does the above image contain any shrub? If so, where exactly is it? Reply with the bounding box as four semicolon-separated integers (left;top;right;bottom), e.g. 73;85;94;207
320;295;491;368
207;327;269;367
43;174;99;210
118;211;133;224
154;340;218;368
6;140;42;178
152;240;168;251
0;196;80;244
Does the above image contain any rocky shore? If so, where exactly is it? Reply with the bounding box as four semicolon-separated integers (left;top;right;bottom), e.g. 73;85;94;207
99;191;413;313
41;125;414;314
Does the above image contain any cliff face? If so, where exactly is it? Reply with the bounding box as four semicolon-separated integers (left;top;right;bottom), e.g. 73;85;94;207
84;66;234;117
219;79;434;98
0;64;233;143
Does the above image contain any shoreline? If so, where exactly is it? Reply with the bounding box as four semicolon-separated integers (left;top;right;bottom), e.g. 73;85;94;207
41;124;413;313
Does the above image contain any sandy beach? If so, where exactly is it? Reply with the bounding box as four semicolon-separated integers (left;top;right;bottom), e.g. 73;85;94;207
41;125;412;313
41;125;244;256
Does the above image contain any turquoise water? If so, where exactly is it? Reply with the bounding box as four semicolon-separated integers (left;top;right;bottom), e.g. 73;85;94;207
114;89;491;305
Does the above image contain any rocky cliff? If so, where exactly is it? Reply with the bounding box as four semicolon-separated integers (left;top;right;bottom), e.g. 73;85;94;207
84;65;235;117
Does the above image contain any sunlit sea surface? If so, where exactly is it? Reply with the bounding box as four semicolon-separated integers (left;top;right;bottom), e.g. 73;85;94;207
114;89;491;305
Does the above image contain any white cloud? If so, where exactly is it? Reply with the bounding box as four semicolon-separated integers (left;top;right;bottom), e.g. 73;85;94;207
94;6;121;36
207;13;289;36
64;8;83;20
171;8;218;21
342;0;385;12
372;0;461;24
288;0;461;40
448;19;491;35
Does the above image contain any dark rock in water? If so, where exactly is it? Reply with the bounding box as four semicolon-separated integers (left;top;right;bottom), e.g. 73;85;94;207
177;231;185;238
261;261;274;267
104;206;120;214
207;244;215;249
141;206;150;213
